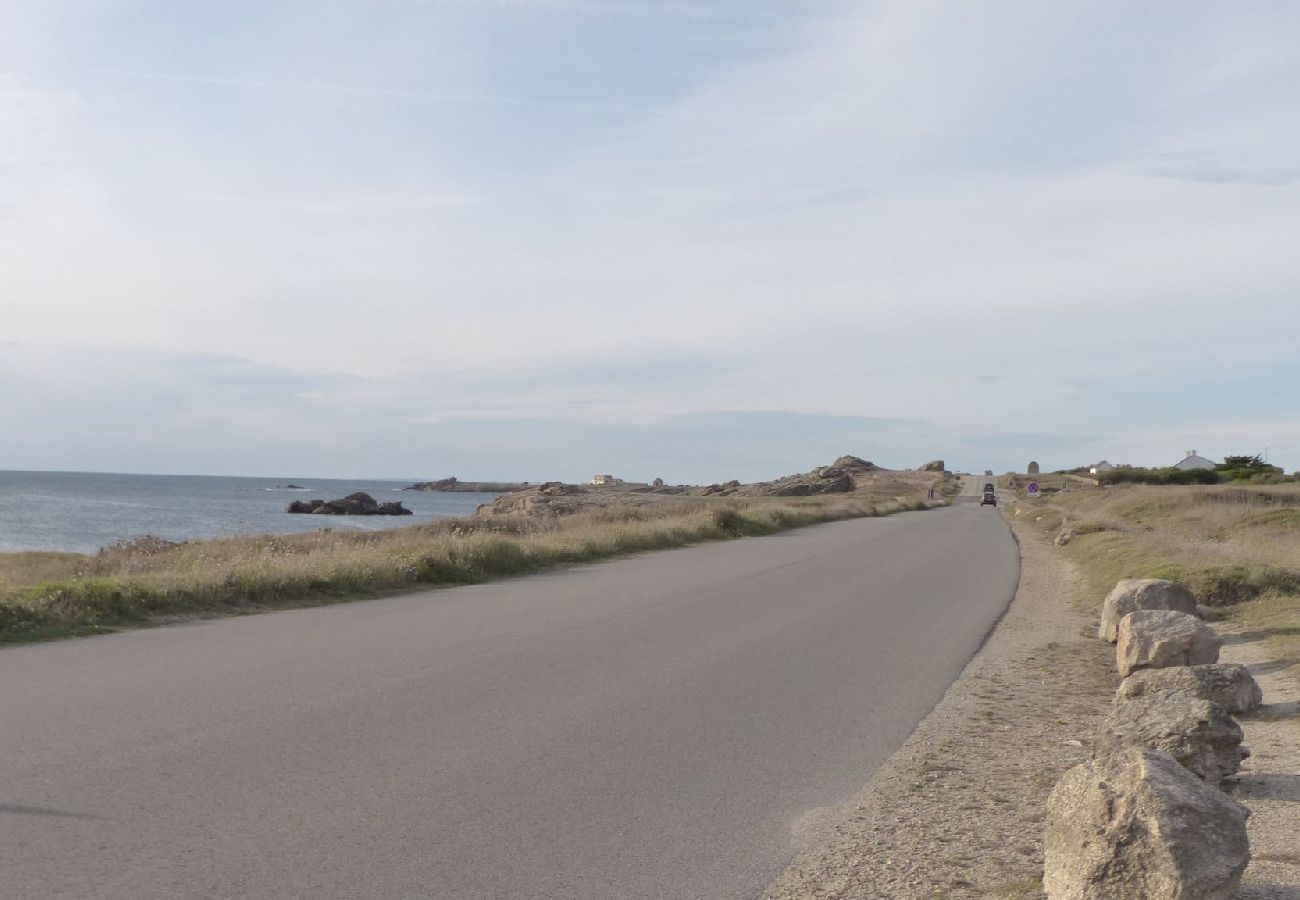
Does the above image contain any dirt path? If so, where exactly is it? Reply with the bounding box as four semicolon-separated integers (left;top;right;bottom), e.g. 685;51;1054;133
1222;630;1300;899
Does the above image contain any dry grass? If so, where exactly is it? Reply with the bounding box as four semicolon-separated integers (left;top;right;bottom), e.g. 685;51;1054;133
0;551;84;596
1013;485;1300;597
0;492;936;644
1009;483;1300;667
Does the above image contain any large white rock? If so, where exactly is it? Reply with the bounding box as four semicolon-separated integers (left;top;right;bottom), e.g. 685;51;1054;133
1115;664;1263;715
1098;693;1249;783
1116;610;1220;678
1098;578;1199;643
1044;747;1250;899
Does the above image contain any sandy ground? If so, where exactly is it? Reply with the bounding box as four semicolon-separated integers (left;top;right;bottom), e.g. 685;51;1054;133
762;506;1300;899
1223;629;1300;899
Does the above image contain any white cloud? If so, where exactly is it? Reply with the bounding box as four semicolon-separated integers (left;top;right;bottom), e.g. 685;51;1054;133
2;1;1299;476
0;79;82;170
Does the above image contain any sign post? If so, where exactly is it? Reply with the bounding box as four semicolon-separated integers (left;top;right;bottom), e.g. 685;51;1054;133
1027;481;1040;498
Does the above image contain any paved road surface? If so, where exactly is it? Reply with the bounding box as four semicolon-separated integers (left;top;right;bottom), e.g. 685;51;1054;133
0;502;1017;899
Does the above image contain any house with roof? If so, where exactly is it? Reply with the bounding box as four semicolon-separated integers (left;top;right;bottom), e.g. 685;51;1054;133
1172;450;1216;471
1090;460;1114;475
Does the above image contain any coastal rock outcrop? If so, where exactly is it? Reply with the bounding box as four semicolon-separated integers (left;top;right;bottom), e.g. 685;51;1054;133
537;481;577;496
1097;693;1248;783
1043;747;1250;899
701;480;743;496
739;456;876;497
286;492;412;516
1116;609;1220;677
1115;664;1263;715
1099;578;1200;642
746;471;853;497
471;456;931;519
405;477;529;493
474;480;679;519
919;459;946;472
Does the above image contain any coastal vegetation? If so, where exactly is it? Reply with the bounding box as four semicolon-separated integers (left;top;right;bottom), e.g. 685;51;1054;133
1074;454;1296;487
1012;482;1300;662
0;489;939;644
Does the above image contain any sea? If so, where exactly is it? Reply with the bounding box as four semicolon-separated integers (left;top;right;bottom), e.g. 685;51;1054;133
0;470;502;554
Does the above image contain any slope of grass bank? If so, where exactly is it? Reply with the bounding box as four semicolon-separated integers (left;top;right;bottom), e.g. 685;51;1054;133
1008;482;1300;663
0;494;936;645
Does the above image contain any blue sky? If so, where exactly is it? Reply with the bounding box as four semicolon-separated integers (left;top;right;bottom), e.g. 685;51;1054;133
2;1;1299;481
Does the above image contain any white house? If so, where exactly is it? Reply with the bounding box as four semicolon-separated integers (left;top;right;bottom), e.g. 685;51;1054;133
1090;460;1114;474
590;474;620;485
1172;450;1216;472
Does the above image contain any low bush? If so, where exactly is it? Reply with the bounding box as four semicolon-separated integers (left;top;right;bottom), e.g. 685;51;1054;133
1099;466;1222;486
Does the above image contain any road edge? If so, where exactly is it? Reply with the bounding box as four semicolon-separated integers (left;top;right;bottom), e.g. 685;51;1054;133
762;506;1115;898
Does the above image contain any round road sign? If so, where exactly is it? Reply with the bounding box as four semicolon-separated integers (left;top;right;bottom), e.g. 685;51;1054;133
1027;482;1040;497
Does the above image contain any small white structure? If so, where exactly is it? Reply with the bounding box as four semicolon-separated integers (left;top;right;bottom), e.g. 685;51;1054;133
1172;450;1216;472
1090;460;1115;475
590;474;619;486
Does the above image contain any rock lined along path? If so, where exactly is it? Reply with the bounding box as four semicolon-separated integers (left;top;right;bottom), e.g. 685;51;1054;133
0;504;1017;900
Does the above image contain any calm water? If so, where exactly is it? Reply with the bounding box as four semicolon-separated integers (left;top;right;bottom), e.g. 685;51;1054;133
0;471;500;554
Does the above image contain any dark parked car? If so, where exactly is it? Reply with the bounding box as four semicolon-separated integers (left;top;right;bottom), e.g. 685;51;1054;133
981;492;997;506
982;482;995;494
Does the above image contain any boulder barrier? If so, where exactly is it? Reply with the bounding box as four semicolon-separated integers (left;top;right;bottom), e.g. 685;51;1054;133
1044;576;1263;896
1116;609;1221;678
1098;578;1200;643
1115;663;1263;716
1097;693;1249;784
1044;746;1250;899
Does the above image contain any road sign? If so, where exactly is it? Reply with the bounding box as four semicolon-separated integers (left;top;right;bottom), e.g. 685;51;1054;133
1027;482;1040;497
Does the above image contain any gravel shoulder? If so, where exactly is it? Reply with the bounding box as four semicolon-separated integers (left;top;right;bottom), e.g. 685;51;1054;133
1222;627;1300;899
763;512;1114;899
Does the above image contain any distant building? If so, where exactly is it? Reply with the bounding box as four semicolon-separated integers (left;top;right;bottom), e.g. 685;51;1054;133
1173;451;1216;472
590;474;620;485
1027;461;1041;475
652;477;665;488
1090;460;1114;475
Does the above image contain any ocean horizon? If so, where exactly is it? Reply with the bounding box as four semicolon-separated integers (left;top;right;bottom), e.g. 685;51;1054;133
0;469;502;554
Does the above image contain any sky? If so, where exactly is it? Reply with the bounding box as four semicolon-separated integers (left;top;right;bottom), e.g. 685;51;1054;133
2;0;1299;483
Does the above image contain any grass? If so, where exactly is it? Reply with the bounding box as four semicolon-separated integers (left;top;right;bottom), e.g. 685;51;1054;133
0;492;938;645
1008;482;1300;669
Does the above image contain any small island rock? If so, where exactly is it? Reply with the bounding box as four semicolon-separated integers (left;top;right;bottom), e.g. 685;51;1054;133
286;492;412;516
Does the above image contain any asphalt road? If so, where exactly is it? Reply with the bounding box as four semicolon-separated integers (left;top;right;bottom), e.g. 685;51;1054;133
0;501;1017;899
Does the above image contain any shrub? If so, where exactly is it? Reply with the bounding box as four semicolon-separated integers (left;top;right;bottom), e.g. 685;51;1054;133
1099;466;1222;486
